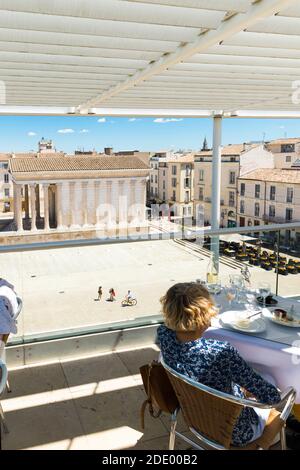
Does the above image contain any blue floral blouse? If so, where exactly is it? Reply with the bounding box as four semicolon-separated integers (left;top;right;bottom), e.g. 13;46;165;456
157;325;281;446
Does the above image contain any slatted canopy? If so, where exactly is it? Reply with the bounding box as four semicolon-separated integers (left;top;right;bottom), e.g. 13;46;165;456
0;0;300;117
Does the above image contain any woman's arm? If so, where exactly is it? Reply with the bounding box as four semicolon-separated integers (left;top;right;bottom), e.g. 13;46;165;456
225;344;281;404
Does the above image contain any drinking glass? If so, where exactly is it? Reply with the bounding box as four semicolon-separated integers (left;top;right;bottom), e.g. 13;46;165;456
225;286;236;307
258;282;271;309
230;274;245;304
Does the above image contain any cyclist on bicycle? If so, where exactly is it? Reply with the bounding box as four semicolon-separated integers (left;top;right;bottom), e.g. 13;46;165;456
126;290;133;302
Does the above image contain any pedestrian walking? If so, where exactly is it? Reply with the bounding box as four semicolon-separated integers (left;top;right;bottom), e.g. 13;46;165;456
108;288;116;302
98;286;103;301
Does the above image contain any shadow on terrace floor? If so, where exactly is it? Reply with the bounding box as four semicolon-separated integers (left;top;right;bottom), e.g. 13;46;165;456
1;346;190;450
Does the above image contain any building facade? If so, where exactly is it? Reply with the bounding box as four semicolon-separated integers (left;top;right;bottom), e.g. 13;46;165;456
193;143;273;227
0;153;12;213
149;154;194;218
8;156;149;237
266;138;300;169
237;168;300;247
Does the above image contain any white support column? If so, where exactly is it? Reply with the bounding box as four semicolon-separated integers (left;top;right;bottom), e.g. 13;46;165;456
43;183;50;230
211;115;223;269
30;183;36;231
56;182;63;229
13;183;22;231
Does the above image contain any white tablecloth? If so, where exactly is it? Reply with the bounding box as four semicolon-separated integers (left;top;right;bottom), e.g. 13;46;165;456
204;293;300;403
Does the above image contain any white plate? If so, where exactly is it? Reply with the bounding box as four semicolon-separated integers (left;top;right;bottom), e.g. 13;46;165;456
219;310;266;334
263;309;300;328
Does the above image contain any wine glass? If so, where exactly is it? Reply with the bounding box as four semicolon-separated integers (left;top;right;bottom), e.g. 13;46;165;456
230;274;245;304
225;286;236;307
258;282;271;309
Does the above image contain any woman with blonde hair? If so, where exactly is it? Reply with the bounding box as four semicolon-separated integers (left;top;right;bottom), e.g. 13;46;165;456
157;282;280;447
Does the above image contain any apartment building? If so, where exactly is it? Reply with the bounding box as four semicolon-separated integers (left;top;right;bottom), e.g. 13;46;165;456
0;153;12;213
149;153;194;218
193;143;273;227
266;138;300;169
237;168;300;247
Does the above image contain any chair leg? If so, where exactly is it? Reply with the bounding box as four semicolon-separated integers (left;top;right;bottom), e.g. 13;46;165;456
6;379;12;393
0;402;9;434
169;410;178;450
280;427;287;450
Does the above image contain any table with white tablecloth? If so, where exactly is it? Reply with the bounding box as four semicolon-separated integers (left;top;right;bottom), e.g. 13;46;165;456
203;293;300;404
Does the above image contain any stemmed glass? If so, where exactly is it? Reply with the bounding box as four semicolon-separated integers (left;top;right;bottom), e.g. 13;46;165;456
230;274;245;304
258;282;271;309
225;286;236;307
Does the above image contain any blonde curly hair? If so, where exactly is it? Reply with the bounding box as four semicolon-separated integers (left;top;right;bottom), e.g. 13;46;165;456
160;282;216;332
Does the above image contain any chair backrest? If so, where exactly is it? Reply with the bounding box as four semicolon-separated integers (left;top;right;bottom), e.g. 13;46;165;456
0;359;7;395
165;368;243;449
14;296;23;321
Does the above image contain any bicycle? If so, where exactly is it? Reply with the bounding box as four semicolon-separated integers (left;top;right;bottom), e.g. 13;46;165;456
121;298;137;306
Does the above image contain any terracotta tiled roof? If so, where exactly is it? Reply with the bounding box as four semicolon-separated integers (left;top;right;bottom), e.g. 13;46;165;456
167;153;195;163
241;168;300;184
195;143;259;157
10;156;149;173
12;152;65;158
266;138;300;145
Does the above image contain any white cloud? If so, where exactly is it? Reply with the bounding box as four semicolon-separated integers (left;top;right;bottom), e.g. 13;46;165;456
58;128;75;134
79;129;89;133
97;117;106;123
153;118;183;123
27;131;37;136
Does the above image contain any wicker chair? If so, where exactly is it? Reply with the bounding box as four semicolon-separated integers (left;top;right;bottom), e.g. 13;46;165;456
161;358;296;451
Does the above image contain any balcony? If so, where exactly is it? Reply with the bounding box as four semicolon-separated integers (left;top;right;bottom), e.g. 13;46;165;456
263;214;300;224
204;197;211;203
1;227;300;451
1;342;193;450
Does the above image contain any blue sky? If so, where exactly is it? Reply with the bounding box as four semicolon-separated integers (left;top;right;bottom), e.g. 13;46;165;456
0;115;299;153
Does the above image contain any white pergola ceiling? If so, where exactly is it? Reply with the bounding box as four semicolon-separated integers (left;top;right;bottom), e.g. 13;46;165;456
0;0;300;115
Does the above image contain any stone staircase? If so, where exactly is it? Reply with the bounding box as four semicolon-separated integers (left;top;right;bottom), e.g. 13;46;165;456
174;238;246;270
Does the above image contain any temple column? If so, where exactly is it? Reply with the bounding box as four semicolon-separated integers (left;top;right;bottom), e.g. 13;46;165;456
106;180;114;225
24;185;30;219
141;178;147;222
55;182;63;229
35;184;41;220
69;181;76;227
82;181;88;226
134;179;146;224
129;179;136;223
43;183;50;230
113;179;120;224
13;183;23;231
30;184;36;231
118;180;127;225
94;181;100;226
